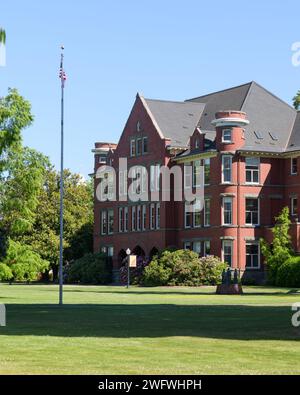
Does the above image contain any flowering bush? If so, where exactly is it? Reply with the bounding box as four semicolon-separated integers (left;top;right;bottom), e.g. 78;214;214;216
141;249;226;287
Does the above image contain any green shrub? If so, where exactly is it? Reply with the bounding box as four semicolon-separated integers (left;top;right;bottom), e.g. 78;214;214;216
276;256;300;287
68;253;112;284
141;250;226;287
198;256;228;285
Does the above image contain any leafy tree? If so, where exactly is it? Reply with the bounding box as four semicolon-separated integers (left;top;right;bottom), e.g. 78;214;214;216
0;29;5;45
21;168;93;279
260;207;293;284
293;90;300;110
0;89;33;159
0;147;50;236
1;239;48;282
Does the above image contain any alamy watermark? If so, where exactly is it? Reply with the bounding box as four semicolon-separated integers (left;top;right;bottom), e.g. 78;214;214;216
0;304;6;327
95;160;205;212
291;303;300;327
292;42;300;67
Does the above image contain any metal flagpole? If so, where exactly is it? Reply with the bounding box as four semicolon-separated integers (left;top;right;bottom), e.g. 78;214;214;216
59;45;65;305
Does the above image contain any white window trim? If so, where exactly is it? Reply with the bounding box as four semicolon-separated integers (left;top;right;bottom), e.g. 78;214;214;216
245;157;260;185
184;163;192;189
193;160;202;187
204;240;211;257
204;198;210;227
108;209;114;235
156;203;160;230
137;205;141;231
131;206;136;231
130;139;136;157
222;155;232;184
150;203;155;230
193;241;201;255
184;241;192;250
245;242;261;270
101;211;107;235
124;207;128;232
142;205;147;230
291;157;298;175
245;198;260;226
291;197;298;216
119;207;123;233
222;240;233;267
185;202;192;229
193;199;201;228
222;196;233;226
222;128;232;143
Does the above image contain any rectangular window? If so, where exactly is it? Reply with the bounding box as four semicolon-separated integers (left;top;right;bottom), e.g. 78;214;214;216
130;139;136;157
193;160;202;187
245;157;260;184
156;203;160;229
204;198;210;227
150;204;155;230
101;211;107;235
184;163;192;189
185;202;192;228
291;197;298;216
124;207;128;232
222;155;232;183
223;240;233;266
142;205;147;230
184;241;192;250
137;205;141;231
131;206;136;231
245;198;259;225
222;129;232;143
142;137;148;154
108;209;114;234
193;199;201;228
291;158;298;175
193;241;201;255
136;138;142;155
204;240;211;256
204;158;210;185
119;208;123;232
246;242;260;269
223;197;233;225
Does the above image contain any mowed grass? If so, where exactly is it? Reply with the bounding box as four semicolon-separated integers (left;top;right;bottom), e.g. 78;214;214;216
0;284;300;375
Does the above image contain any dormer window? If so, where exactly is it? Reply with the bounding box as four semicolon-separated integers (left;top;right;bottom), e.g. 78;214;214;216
222;129;232;143
195;139;200;149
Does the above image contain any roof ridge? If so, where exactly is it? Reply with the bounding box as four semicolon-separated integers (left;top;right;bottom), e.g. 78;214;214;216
250;81;296;111
145;97;203;105
240;81;255;111
185;81;253;102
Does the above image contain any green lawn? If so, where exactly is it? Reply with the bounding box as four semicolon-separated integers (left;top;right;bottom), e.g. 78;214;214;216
0;284;300;374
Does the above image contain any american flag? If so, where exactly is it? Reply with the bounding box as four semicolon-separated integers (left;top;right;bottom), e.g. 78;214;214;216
59;58;67;87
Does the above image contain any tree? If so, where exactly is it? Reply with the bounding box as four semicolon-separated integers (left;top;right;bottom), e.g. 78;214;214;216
293;90;300;110
0;147;50;236
0;239;48;282
260;207;293;284
20;167;93;279
0;89;33;159
0;29;5;45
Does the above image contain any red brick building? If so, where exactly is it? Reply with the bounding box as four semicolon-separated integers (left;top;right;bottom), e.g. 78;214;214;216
93;82;300;282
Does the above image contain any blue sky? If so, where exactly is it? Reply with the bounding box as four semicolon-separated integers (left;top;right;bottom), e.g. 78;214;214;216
1;0;300;177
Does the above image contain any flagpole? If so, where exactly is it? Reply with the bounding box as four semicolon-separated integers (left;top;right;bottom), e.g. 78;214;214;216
59;45;65;306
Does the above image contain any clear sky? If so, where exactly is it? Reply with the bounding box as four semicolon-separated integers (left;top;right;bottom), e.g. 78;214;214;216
1;0;300;177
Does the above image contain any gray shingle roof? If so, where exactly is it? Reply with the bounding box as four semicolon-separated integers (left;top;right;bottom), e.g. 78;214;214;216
144;82;299;154
187;81;298;153
287;112;300;152
144;98;205;147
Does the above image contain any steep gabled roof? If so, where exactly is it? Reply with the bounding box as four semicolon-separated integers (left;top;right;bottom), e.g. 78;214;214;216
287;112;300;152
143;98;205;147
187;81;297;153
